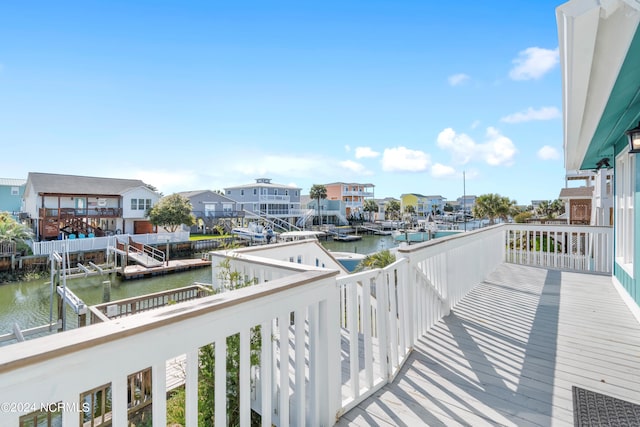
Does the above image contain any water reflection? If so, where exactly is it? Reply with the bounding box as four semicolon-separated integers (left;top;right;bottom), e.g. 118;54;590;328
0;267;213;338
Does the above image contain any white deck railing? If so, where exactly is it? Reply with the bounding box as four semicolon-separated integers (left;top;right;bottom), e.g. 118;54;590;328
29;231;190;256
0;224;613;426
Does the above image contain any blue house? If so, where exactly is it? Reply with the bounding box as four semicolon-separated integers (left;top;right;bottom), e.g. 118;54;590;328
558;0;640;307
0;178;26;219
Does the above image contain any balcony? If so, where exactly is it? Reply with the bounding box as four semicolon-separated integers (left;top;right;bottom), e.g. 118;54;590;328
39;207;123;219
1;224;637;426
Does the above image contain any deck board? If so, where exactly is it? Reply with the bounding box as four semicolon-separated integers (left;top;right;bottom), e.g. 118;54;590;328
336;263;640;427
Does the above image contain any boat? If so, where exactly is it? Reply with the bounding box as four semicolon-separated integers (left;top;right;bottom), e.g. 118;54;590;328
279;230;326;242
231;223;267;241
333;234;362;242
328;251;366;272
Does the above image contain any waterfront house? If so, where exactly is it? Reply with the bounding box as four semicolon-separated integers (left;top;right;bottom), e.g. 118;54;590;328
558;169;614;226
323;182;375;219
456;194;476;214
400;193;446;217
0;178;26;220
22;172;162;241
224;178;302;230
399;193;430;218
176;190;244;234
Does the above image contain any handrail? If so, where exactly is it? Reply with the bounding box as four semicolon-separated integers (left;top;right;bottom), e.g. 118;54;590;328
0;223;614;426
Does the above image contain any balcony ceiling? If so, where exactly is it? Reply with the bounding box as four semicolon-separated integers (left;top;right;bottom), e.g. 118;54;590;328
558;0;640;171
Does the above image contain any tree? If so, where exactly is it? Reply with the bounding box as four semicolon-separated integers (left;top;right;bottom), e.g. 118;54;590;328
472;193;517;225
0;213;34;253
167;258;262;426
355;249;396;271
363;199;379;222
309;184;327;226
148;194;195;232
385;200;401;220
551;199;565;217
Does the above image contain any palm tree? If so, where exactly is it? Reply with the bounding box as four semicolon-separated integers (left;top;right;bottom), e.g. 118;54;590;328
363;199;379;222
551;199;565;217
355;249;396;271
309;184;327;226
0;213;34;253
536;200;553;219
473;193;517;225
385;200;401;220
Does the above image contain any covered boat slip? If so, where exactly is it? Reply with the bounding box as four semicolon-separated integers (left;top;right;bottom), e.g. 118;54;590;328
337;263;640;427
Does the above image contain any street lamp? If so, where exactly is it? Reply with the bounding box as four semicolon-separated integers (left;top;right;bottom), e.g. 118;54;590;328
626;121;640;153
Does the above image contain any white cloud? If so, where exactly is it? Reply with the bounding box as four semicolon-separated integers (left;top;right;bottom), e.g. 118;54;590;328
381;146;430;172
436;128;476;165
354;146;380;159
537;145;560;160
437;127;517;167
431;163;456;178
339;159;370;174
448;73;470;86
509;47;559;80
500;106;561;123
482;127;517;166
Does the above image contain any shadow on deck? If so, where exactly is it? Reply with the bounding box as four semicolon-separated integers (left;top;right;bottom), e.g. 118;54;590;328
337;263;640;427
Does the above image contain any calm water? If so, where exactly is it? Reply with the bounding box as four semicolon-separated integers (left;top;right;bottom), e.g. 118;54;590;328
1;230;478;341
320;234;398;255
0;267;213;338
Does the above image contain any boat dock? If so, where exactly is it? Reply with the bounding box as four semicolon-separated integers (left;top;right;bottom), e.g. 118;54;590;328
120;258;211;280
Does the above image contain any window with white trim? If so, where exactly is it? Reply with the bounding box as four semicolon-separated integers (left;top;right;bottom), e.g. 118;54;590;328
615;152;635;273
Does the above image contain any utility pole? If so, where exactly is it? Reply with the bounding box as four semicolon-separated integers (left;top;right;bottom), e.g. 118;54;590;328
463;171;467;232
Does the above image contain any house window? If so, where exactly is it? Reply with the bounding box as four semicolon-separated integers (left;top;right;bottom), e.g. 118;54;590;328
11;187;19;196
254;189;257;195
274;189;278;195
615;152;635;274
130;199;152;211
227;190;231;195
285;190;289;196
241;190;244;196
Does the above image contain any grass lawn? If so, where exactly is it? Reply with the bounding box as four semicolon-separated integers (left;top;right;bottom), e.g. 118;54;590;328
189;234;232;241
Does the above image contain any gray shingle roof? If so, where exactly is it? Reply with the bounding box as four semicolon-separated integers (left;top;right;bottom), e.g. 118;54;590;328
0;178;26;186
558;186;594;199
27;172;150;195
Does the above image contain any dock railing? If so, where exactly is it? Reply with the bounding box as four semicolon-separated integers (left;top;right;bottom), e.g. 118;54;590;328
0;223;613;426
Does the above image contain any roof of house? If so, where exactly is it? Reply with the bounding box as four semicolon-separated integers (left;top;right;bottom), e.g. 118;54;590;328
324;182;375;187
225;179;301;190
176;190;236;203
26;172;153;196
0;178;27;186
558;186;594;199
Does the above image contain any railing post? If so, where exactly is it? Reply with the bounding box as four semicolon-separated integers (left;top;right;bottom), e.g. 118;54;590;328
152;361;167;426
111;375;128;427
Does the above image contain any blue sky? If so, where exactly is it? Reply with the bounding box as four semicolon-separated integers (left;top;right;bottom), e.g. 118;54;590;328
0;1;566;205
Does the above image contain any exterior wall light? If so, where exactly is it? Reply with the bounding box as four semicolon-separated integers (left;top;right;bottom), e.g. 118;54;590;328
626;121;640;153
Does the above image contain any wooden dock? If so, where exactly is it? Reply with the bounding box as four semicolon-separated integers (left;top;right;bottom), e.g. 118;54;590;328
120;258;210;280
337;263;640;426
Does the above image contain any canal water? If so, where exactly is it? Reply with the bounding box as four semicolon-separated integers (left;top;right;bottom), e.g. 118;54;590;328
0;267;213;339
0;232;439;342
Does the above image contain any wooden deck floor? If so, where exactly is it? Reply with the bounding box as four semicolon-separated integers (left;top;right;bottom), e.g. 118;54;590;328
337;263;640;427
